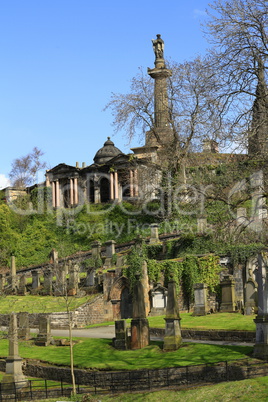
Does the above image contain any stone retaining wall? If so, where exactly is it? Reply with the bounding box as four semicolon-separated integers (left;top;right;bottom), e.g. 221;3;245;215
150;328;255;342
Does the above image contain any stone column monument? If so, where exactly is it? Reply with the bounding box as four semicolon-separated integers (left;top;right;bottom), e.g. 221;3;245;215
130;273;150;349
163;279;182;351
2;313;28;390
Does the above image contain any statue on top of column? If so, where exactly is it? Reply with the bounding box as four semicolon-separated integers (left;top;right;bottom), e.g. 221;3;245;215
152;34;164;60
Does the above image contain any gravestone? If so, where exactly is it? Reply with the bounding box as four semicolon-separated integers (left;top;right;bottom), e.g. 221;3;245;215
149;283;167;316
9;255;17;293
254;253;268;359
18;275;27;296
244;280;257;315
220;275;237;312
2;313;28;390
104;240;116;268
91;241;102;259
149;224;159;244
35;315;52;346
18;312;30;340
130;273;150;349
85;269;95;287
43;268;53;295
193;283;209;316
163;279;182;351
31;271;40;289
55;264;67;296
113;320;128;350
68;264;80;295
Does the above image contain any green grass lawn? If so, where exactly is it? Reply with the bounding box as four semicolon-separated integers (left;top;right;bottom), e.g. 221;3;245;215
0;337;252;371
0;294;96;314
86;312;256;332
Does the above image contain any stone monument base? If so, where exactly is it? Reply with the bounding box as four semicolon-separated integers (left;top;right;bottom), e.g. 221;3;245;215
130;318;150;349
163;318;182;351
2;357;28;391
253;315;268;359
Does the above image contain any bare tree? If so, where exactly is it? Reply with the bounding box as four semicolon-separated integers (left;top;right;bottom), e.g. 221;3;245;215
106;57;226;172
204;0;268;155
9;147;47;188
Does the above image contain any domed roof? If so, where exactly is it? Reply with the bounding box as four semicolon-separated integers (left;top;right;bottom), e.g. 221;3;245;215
93;137;123;164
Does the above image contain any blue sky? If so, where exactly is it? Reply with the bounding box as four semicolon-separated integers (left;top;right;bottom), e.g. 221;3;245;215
0;0;211;188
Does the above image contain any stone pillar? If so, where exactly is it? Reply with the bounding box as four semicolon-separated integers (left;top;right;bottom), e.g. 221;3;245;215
254;253;268;359
74;177;78;204
8;256;17;293
149;224;159;244
68;264;80;295
43;268;53;295
104;240;116;268
110;172;114;200
35;315;52;346
114;171;119;199
55;180;60;208
113;320;128;350
163;279;182;351
2;313;28;390
220;275;236;312
32;271;40;290
133;169;138;197
130;274;150;349
55;264;67;296
91;241;102;259
141;261;150;316
70;178;74;205
129;170;134;197
18;312;30;341
193;283;209;316
52;181;56;208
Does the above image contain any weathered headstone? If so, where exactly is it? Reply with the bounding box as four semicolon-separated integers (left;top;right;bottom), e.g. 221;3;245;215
18;274;27;296
18;312;30;340
149;283;167;316
254;253;268;359
85;269;95;287
149;224;159;244
2;313;28;390
35;315;52;346
130;273;150;349
104;240;116;268
43;268;53;295
163;279;182;351
220;275;237;312
244;280;257;315
31;271;40;290
193;283;209;316
113;320;128;350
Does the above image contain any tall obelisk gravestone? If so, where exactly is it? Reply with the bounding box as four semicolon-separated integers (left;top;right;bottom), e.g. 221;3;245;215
2;313;28;389
130;273;150;349
163;279;182;351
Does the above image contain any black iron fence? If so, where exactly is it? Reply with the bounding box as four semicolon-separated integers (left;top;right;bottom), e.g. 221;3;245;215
0;358;268;401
